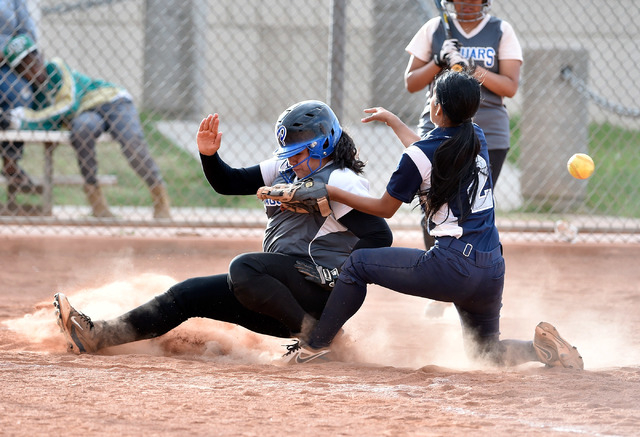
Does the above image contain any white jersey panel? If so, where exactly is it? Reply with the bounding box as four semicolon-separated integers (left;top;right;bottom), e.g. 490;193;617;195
405;17;440;62
404;143;463;237
405;145;432;193
259;158;284;186
497;21;523;61
327;167;370;219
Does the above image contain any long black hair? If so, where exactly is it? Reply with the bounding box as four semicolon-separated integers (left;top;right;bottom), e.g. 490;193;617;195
423;70;483;224
332;130;366;175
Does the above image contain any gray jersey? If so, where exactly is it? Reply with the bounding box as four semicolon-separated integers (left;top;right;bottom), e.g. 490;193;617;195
258;159;370;269
408;15;522;150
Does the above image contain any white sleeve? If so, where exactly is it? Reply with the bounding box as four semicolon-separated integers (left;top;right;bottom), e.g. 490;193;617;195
259;158;283;185
405;18;441;62
327;168;371;220
499;21;523;62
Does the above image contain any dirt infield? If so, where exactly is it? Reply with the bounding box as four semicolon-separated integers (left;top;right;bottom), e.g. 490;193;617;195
1;234;639;436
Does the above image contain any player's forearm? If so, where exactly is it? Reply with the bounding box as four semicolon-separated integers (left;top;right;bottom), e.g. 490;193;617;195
473;65;520;98
362;109;420;147
200;153;264;195
327;186;400;219
338;210;393;250
386;116;421;147
405;62;441;93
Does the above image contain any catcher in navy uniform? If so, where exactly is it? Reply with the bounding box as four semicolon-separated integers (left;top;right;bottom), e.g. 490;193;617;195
53;100;392;355
405;0;522;249
261;72;583;370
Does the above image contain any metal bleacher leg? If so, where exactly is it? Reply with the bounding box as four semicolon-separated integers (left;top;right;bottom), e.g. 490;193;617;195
6;178;18;211
43;141;57;216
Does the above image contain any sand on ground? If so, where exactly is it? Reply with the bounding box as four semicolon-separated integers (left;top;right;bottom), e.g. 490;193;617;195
1;234;639;436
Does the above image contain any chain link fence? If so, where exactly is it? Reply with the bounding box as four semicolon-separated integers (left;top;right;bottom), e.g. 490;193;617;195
1;0;638;242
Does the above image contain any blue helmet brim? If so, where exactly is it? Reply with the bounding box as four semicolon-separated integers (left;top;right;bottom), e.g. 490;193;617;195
274;141;313;159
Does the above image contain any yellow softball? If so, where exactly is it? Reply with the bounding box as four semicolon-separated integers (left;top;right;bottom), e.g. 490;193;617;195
567;153;595;180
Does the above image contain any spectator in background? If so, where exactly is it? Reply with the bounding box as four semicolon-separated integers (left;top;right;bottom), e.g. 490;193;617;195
0;0;37;191
404;0;522;249
1;34;171;218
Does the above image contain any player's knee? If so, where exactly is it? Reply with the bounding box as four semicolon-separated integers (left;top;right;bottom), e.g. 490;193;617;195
228;253;258;284
71;112;103;139
228;254;266;306
338;250;371;286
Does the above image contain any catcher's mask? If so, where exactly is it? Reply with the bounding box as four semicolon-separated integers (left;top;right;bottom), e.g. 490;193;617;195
442;0;492;22
274;100;342;182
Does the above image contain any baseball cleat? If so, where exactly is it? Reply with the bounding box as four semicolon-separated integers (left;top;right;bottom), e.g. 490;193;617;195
281;340;333;364
533;322;584;370
53;293;99;354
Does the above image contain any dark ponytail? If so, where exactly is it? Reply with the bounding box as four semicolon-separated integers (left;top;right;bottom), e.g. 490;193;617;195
423;71;483;224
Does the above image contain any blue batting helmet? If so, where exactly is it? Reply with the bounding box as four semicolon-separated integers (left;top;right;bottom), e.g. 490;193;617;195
274;100;342;160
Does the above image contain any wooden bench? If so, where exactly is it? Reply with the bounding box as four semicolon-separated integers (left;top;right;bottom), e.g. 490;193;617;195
0;130;114;215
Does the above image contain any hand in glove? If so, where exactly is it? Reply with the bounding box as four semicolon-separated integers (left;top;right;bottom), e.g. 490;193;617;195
256;178;332;216
447;51;470;72
294;260;340;290
433;38;460;67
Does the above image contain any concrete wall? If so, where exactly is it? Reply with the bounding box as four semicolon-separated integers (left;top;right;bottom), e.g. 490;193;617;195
493;0;640;128
520;47;589;208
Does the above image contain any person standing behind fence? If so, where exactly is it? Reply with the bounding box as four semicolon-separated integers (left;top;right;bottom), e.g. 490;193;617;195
0;0;37;191
0;34;171;219
404;0;522;249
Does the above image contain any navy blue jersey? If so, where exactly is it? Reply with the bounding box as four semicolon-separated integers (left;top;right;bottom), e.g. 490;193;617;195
386;124;500;251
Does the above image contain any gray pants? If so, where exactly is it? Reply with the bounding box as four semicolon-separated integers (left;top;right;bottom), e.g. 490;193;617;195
70;98;163;187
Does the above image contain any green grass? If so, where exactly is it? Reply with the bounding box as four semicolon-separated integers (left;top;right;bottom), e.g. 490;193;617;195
507;115;521;165
508;117;640;217
586;122;640;217
5;115;640;218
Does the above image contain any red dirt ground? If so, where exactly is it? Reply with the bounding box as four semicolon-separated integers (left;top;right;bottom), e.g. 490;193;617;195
1;234;639;436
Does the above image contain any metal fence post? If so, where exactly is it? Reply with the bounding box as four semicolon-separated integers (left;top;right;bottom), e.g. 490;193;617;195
327;0;346;119
142;0;205;119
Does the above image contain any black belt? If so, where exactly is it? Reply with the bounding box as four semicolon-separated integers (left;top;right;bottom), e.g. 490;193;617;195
436;237;503;267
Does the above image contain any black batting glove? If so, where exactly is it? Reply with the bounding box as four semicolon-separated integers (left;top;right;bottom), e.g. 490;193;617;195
294;260;340;290
433;38;460;67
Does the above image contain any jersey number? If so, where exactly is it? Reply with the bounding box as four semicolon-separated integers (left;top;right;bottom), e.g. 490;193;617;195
469;156;494;213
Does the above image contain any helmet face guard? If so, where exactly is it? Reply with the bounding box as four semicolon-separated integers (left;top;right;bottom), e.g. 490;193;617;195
442;0;492;22
274;100;342;181
277;157;323;183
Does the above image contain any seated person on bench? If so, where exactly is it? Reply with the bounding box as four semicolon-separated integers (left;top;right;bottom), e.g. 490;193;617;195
0;35;171;218
0;0;38;192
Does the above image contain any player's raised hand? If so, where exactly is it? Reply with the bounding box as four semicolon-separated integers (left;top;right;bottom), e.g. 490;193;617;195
197;113;222;156
361;107;397;125
434;38;460;67
362;107;420;148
